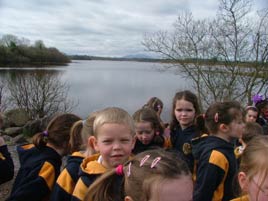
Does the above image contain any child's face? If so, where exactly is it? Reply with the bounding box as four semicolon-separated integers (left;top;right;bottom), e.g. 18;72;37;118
245;110;258;122
149;175;193;201
174;99;196;129
93;123;135;169
241;172;268;201
226;115;245;139
135;121;154;145
261;105;268;120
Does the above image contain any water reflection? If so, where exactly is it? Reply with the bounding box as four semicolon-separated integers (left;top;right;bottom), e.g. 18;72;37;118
0;60;189;122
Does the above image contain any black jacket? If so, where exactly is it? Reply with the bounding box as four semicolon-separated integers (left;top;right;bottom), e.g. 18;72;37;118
0;145;14;185
170;124;198;172
7;144;62;201
192;136;237;201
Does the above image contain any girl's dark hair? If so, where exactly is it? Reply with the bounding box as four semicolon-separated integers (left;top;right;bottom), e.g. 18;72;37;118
143;97;163;113
205;101;243;134
32;113;81;151
170;90;200;131
133;108;164;146
255;99;268;112
195;114;209;136
84;149;191;201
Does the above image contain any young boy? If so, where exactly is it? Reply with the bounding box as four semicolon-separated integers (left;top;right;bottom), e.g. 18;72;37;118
71;107;136;201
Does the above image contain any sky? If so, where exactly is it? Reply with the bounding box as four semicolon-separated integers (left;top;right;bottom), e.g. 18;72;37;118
0;0;267;57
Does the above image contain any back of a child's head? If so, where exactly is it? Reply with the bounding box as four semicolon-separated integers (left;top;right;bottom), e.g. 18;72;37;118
93;107;135;137
143;97;163;113
242;122;264;144
170;90;200;130
205;101;243;134
69;111;99;153
32;113;81;150
239;135;268;182
85;148;191;201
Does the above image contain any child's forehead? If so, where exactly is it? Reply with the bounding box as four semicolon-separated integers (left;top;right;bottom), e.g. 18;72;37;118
96;123;133;134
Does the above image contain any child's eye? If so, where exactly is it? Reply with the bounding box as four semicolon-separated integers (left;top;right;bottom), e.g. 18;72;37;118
176;109;194;112
102;140;112;144
121;139;130;142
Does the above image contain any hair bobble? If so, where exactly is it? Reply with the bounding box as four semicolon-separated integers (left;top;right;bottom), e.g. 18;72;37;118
43;130;48;137
115;164;124;176
252;94;264;105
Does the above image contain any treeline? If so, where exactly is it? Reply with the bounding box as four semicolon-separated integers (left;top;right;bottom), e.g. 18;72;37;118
0;34;70;67
69;54;163;62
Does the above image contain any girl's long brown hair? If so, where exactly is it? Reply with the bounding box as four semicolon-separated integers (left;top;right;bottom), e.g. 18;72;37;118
84;149;191;201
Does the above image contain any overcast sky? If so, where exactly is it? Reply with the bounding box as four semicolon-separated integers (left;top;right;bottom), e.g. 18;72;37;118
0;0;266;57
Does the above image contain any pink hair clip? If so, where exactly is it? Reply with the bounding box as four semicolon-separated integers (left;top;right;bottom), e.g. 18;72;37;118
214;113;219;123
140;155;150;167
156;131;160;136
151;157;161;168
127;162;132;177
115;164;124;176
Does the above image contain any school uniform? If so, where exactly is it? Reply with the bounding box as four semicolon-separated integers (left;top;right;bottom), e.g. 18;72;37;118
132;138;164;154
230;195;249;201
0;144;14;184
192;136;237;201
7;144;62;201
50;151;85;201
170;124;198;172
71;154;107;201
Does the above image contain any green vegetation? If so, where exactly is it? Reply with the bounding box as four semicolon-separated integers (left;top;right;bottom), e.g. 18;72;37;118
0;34;70;67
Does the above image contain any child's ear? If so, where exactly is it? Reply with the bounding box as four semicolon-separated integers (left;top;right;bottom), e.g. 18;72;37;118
238;172;249;192
124;196;134;201
90;136;99;152
87;136;95;150
219;123;229;133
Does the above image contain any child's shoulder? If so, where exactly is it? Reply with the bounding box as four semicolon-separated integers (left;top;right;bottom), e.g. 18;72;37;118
80;154;107;175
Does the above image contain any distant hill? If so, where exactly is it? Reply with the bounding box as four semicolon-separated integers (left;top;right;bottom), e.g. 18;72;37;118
69;54;162;62
122;53;155;59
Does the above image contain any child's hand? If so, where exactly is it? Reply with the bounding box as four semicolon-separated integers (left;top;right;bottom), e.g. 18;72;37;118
0;136;6;146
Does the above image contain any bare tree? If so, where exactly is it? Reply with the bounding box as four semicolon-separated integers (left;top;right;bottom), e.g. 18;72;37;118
143;0;268;109
6;72;77;119
0;79;9;112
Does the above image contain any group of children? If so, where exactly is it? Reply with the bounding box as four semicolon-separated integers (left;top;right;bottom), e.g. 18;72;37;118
0;90;268;201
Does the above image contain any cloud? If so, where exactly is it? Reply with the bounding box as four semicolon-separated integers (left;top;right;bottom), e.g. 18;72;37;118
0;0;266;57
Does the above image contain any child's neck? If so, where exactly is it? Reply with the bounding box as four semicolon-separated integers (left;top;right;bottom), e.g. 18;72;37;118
214;132;233;143
46;143;65;156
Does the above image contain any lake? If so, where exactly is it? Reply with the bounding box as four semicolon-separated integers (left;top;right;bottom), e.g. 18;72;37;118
0;60;191;122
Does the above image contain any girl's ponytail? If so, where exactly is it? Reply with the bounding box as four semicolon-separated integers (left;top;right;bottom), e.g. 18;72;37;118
32;131;48;148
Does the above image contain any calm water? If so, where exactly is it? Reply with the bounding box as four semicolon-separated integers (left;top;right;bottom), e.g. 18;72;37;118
0;60;191;122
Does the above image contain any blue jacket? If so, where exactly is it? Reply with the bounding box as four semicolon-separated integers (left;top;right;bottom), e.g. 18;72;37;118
192;136;237;201
7;144;62;201
50;152;84;201
0;145;14;184
170;124;198;172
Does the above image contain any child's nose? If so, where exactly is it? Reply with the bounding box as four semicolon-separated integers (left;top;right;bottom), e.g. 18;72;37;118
113;142;122;149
